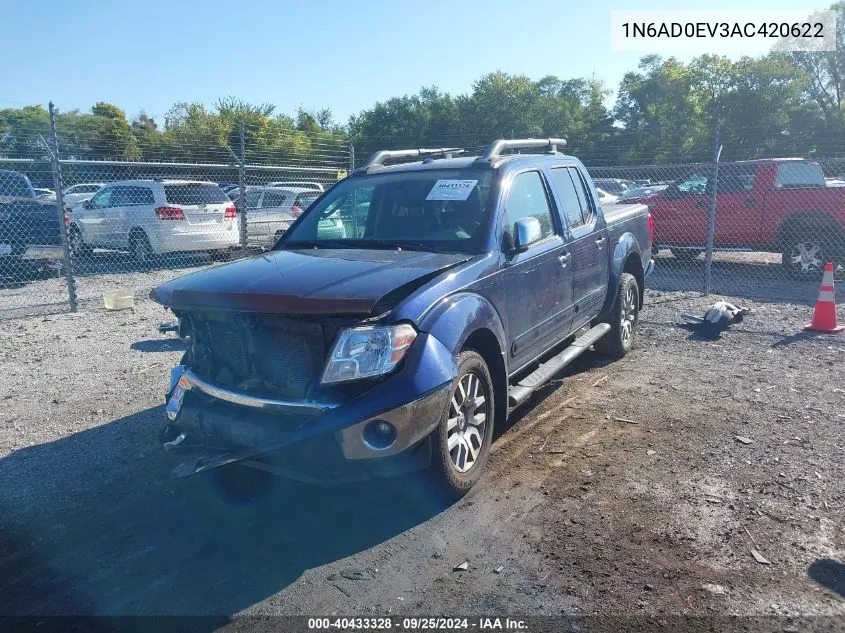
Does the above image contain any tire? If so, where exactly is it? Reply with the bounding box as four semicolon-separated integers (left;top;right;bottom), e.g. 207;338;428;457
670;248;702;262
781;231;829;279
594;272;639;358
69;227;92;258
130;232;154;266
428;350;495;499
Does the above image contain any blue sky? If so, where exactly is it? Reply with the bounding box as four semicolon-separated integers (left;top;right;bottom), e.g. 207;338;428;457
2;0;828;124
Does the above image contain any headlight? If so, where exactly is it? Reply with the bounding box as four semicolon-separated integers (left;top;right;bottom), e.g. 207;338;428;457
321;324;417;384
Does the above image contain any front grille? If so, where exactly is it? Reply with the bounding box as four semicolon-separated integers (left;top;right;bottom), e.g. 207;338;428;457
190;312;326;400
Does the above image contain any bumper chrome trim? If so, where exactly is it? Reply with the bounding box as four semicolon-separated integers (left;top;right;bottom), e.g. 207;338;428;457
177;368;339;416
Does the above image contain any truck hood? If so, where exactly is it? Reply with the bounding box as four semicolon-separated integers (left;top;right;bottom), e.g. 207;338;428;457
150;248;473;315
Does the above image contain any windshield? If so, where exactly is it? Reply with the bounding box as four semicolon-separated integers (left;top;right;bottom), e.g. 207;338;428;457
281;168;494;252
0;172;35;198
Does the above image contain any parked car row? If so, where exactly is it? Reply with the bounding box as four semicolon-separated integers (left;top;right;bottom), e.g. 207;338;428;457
65;180;327;262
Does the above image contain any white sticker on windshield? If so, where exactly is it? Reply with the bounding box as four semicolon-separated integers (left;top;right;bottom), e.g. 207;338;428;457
425;179;478;201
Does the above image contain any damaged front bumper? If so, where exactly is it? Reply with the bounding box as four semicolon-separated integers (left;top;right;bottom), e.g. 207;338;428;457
159;332;456;485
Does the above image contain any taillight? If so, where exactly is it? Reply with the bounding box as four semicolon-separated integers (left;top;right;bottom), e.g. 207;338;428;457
647;211;654;246
224;205;237;219
290;205;302;218
64;211;70;227
155;206;185;221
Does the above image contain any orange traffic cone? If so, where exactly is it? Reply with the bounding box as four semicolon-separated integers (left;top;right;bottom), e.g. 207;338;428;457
805;263;843;333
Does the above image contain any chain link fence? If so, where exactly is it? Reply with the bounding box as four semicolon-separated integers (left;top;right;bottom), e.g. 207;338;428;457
0;105;352;318
1;107;844;318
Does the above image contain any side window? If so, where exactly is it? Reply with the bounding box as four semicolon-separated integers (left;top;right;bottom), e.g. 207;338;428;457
549;167;585;230
244;191;262;209
568;167;594;225
125;186;154;206
90;187;113;209
676;172;709;195
505;171;555;241
263;192;288;208
718;167;757;194
110;186;128;206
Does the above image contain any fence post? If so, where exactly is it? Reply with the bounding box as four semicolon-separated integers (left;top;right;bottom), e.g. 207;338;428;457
47;102;78;312
237;122;247;255
703;120;722;296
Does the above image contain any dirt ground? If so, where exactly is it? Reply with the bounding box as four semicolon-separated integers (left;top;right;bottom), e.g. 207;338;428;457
0;289;843;627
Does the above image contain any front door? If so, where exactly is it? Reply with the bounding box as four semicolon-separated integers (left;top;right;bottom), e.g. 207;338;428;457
502;169;575;372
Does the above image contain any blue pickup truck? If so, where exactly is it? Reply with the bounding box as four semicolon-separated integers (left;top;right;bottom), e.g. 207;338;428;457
152;139;654;497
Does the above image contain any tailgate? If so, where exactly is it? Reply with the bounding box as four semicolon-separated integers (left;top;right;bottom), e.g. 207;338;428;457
164;184;231;226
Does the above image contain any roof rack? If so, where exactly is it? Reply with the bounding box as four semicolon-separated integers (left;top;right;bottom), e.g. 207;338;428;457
356;147;465;173
475;138;567;164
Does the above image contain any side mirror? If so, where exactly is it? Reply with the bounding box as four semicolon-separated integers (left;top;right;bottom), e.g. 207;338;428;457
83;199;93;210
513;217;542;252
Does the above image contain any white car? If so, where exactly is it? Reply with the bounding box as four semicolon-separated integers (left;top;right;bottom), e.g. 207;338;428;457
68;180;239;263
240;186;323;247
266;181;325;192
62;183;104;207
595;187;619;204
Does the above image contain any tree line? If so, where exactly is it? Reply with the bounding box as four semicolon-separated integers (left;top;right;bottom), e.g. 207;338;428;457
1;3;842;168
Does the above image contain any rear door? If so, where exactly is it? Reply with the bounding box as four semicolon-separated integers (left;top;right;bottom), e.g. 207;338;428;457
501;169;574;372
260;190;292;242
119;185;156;248
163;183;231;233
548;167;609;327
243;189;264;243
712;164;762;247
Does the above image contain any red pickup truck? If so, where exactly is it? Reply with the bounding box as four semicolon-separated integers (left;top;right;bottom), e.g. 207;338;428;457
630;159;845;277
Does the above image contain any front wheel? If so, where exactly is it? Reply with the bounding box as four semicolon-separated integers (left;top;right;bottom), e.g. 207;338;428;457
69;227;93;258
130;232;154;266
428;351;495;499
594;272;639;358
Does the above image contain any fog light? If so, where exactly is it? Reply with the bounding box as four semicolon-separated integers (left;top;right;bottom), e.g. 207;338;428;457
363;420;397;450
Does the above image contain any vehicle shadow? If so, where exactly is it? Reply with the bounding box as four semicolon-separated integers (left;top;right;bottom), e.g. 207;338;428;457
130;338;188;353
0;405;451;617
807;559;845;598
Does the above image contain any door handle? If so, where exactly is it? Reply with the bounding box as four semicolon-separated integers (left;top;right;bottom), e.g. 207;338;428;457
594;237;606;248
744;198;755;208
558;252;571;266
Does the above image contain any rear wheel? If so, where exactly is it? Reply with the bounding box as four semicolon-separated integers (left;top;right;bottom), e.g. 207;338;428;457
130;232;154;266
594;272;639;358
781;232;827;278
428;351;495;499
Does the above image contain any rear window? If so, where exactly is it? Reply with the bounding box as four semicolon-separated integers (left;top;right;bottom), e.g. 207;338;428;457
164;184;228;205
775;163;825;189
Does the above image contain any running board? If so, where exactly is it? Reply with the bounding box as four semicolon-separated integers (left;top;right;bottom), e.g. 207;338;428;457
507;322;611;408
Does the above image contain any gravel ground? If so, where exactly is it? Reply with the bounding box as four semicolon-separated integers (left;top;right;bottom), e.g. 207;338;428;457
0;289;843;625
